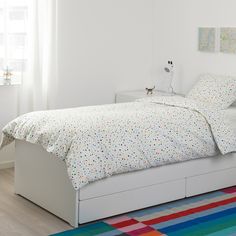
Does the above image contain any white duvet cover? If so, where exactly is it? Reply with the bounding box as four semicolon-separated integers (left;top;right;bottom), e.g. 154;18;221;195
1;96;236;190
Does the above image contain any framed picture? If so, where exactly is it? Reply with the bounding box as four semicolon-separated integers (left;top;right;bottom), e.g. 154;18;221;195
220;28;236;54
198;27;217;52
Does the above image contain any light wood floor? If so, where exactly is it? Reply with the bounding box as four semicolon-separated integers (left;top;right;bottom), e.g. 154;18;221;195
0;168;72;236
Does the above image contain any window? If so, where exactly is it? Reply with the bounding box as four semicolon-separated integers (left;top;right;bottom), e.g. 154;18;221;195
0;0;28;80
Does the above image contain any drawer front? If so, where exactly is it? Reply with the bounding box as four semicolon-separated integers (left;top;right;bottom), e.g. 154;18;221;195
186;167;236;197
79;179;185;224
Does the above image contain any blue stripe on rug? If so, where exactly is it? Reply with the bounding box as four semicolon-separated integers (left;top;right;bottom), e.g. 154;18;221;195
159;207;236;234
152;202;236;230
165;212;236;236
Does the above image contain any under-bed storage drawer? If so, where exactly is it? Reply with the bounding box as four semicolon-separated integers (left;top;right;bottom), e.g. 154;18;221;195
186;167;236;197
78;179;185;224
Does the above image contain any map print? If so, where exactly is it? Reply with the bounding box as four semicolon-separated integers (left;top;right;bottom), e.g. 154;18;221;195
198;28;216;52
220;28;236;54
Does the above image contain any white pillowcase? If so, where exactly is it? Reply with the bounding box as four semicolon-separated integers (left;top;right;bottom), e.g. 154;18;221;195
187;74;236;109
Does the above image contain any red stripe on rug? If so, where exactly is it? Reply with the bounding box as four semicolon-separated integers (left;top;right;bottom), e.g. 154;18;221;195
112;219;139;228
222;186;236;194
127;226;154;236
140;231;164;236
142;196;236;225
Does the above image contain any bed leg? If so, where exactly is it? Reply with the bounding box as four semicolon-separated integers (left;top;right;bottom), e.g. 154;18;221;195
69;190;79;228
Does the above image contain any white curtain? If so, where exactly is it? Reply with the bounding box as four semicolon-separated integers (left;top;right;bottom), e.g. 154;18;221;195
18;0;58;115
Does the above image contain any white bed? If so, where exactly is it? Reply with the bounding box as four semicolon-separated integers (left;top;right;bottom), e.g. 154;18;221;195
1;96;235;227
1;74;234;227
12;105;236;227
15;140;236;227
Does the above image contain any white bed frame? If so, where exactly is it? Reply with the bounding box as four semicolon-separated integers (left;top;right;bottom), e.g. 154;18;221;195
15;140;236;227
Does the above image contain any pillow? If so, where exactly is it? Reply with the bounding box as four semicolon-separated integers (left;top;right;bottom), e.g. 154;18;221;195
187;74;236;109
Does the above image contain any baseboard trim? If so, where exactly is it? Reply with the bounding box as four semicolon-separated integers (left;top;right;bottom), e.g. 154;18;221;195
0;161;15;170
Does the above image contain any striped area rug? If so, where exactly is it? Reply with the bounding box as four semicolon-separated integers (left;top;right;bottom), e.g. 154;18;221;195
51;186;236;236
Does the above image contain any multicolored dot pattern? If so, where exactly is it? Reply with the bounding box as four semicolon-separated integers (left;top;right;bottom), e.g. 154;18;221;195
1;96;236;190
187;73;236;109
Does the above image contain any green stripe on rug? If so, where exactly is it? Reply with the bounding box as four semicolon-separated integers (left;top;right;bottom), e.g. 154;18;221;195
206;225;236;236
82;223;116;236
51;222;115;236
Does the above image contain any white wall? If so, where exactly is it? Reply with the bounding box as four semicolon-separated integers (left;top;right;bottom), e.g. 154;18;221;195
153;0;236;94
0;0;156;166
0;87;18;168
1;0;236;167
56;0;155;108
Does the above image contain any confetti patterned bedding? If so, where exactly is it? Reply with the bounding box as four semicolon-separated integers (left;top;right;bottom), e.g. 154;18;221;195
1;96;236;190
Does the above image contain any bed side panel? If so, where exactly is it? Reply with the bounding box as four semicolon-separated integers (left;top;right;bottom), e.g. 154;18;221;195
15;140;78;227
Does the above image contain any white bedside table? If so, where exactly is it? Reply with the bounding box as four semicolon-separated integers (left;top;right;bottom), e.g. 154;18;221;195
115;90;179;103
